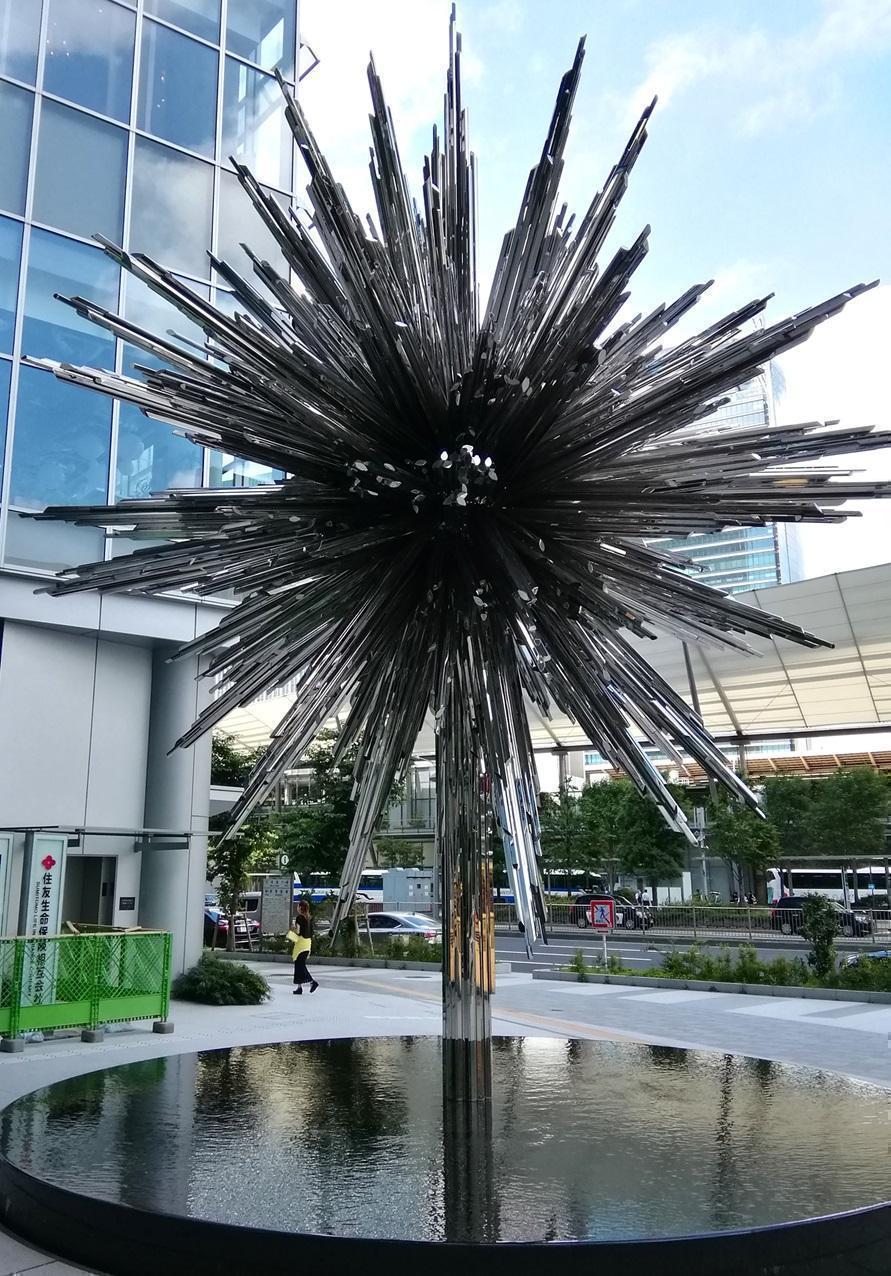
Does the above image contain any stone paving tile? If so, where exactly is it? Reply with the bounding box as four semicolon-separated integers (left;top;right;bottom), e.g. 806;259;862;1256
0;1228;68;1276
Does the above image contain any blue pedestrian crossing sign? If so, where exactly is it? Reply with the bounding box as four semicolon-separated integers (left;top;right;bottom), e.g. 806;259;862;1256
589;899;615;931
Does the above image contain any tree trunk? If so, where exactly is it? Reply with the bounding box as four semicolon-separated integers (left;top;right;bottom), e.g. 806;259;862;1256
753;870;768;905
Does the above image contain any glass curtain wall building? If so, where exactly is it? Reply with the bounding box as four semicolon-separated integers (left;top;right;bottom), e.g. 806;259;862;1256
646;374;804;596
1;0;298;575
0;0;300;971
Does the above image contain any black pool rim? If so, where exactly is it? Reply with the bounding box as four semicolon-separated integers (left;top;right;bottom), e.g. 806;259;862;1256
2;1152;891;1276
2;1038;891;1276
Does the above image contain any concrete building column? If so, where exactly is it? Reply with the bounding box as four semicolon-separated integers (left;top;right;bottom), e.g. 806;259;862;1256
141;648;211;974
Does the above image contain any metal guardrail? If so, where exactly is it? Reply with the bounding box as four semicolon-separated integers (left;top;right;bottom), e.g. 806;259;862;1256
493;902;891;944
0;931;171;1040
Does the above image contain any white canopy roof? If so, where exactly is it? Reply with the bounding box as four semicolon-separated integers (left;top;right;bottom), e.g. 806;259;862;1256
219;562;891;755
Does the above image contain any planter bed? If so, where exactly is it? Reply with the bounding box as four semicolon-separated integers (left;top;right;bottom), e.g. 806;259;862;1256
529;968;891;1002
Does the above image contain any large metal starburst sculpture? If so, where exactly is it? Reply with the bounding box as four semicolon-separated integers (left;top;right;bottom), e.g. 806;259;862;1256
32;12;888;1090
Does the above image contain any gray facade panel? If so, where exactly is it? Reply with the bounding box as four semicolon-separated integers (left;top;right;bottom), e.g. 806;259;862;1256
0;619;95;826
84;638;152;829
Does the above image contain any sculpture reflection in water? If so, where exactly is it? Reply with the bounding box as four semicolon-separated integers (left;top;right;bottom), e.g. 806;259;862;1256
5;1039;891;1245
30;6;890;1107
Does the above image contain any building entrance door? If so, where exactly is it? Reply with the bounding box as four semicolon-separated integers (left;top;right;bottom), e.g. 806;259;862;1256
62;857;117;928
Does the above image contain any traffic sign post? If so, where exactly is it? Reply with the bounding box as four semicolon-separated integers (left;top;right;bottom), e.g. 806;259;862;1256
589;898;615;968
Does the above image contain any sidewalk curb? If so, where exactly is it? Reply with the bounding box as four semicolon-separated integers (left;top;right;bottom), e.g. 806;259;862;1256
530;969;891;1002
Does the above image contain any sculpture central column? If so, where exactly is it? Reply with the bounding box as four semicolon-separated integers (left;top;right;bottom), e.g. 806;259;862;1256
437;682;495;1106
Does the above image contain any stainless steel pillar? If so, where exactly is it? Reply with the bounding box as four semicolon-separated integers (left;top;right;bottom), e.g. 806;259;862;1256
442;1087;497;1240
437;682;495;1106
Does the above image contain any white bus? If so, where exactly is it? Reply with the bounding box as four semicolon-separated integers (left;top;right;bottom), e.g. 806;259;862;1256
767;866;890;903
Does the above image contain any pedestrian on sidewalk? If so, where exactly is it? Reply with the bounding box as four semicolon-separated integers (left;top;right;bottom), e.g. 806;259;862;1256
288;901;318;995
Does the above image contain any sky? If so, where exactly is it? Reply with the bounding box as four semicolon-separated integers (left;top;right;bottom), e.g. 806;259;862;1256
297;0;891;578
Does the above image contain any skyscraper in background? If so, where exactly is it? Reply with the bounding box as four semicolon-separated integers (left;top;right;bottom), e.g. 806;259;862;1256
647;370;803;595
0;0;301;969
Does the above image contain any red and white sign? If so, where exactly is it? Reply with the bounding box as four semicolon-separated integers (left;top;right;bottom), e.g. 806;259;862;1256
26;838;65;938
22;835;66;1009
589;899;615;931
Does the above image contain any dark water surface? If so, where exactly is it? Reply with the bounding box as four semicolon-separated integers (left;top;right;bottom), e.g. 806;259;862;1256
3;1037;890;1243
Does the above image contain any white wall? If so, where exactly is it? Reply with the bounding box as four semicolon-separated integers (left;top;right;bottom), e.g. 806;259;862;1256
0;609;213;969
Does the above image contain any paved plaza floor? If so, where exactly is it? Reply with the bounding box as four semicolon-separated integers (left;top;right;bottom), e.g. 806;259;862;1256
2;962;891;1274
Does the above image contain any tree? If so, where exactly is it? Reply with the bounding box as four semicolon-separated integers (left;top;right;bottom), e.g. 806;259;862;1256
576;780;629;888
276;731;358;879
538;785;591;888
615;783;688;900
806;770;890;878
706;798;779;902
375;837;424;869
761;776;817;858
211;732;265;787
800;894;838;979
206;812;279;950
276;729;404;880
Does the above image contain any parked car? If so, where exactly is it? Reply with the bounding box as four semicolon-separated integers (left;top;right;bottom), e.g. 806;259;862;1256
770;896;874;938
203;907;261;948
569;893;653;931
844;950;891;967
364;912;442;944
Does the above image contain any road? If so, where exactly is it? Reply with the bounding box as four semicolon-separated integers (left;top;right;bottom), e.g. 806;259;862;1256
495;931;820;972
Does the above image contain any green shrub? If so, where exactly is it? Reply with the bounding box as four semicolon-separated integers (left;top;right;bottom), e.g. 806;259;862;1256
570;949;589;981
654;944;811;988
260;932;290;954
172;953;271;1005
763;954;811;986
318;924;363;958
835;956;891;992
384;935;442;963
800;895;838;980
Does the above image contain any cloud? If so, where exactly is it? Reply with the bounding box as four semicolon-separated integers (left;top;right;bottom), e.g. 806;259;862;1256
297;0;469;213
473;0;525;34
773;284;891;577
622;0;891;135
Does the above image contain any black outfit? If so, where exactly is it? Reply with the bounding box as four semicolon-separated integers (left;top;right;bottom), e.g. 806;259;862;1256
292;915;317;992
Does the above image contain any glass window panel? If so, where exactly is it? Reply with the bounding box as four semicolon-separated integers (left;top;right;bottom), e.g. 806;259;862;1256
121;272;209;375
22;229;119;369
130;137;213;277
138;19;217;157
5;510;105;572
8;365;112;509
43;0;135;123
0;80;33;216
0;0;42;84
226;0;295;77
144;0;220;43
33;100;127;241
217;169;287;284
212;287;237;316
0;357;10;490
223;57;291;190
0;216;23;354
116;402;203;498
208;449;284;487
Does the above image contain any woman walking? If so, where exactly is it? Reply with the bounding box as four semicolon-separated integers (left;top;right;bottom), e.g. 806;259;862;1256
288;900;318;995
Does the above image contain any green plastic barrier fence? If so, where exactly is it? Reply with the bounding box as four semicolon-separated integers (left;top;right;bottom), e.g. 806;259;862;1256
0;931;171;1039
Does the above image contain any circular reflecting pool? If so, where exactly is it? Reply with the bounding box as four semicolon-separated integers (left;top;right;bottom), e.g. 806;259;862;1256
3;1036;891;1250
